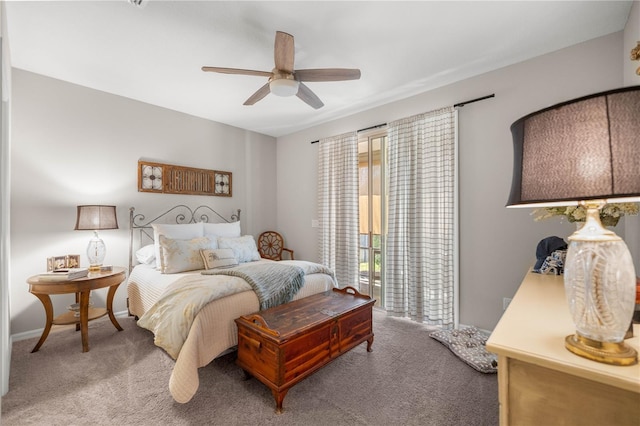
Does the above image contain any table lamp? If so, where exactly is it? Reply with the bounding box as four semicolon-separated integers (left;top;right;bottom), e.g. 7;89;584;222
507;86;640;366
74;205;118;271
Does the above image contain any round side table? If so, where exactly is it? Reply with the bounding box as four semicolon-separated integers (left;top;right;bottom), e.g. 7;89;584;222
27;266;126;353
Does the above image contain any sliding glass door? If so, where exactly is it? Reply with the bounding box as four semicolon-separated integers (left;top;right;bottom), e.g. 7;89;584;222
358;131;386;307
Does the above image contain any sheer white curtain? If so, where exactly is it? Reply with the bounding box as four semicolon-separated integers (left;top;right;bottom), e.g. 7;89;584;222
317;132;359;289
386;106;457;327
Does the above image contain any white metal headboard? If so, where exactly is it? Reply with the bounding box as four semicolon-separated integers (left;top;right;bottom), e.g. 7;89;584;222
128;205;241;272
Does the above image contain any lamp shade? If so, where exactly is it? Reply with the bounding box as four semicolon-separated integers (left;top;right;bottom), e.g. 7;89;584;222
507;86;640;207
74;205;119;231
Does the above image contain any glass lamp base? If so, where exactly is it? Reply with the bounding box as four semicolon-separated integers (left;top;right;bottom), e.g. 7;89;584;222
563;202;637;366
87;231;106;271
565;333;637;366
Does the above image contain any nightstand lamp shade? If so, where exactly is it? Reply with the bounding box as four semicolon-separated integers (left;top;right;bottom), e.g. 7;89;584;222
74;205;118;271
507;86;640;366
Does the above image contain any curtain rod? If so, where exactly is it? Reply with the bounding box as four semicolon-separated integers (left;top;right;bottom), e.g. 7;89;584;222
310;122;387;144
310;94;493;145
453;93;495;108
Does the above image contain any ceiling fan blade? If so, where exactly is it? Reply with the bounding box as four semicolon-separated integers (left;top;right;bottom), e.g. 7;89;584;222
243;83;271;106
295;68;361;82
202;66;272;78
296;82;324;109
274;31;295;73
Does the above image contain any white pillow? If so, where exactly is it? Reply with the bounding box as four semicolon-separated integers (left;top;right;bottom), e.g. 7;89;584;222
203;221;241;238
158;235;216;274
135;244;156;266
217;235;261;263
200;248;238;269
152;222;204;270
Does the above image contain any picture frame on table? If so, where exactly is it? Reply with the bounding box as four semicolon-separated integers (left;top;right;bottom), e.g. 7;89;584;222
47;254;81;272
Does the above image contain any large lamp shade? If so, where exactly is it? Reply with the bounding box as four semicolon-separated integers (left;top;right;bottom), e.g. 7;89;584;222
507;86;640;208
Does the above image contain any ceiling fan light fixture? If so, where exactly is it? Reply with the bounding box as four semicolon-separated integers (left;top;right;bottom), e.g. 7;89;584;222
269;79;300;97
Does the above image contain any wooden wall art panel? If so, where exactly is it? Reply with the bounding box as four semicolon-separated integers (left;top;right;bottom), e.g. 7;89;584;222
138;160;232;197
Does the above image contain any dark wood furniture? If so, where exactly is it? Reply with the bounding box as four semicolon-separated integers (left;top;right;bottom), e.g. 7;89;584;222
27;266;126;353
235;286;375;413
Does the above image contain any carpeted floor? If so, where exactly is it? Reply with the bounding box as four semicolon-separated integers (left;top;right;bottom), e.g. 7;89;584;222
1;309;498;426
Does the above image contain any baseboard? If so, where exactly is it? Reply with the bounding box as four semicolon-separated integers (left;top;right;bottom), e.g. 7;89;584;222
459;322;493;335
10;313;492;342
10;310;131;342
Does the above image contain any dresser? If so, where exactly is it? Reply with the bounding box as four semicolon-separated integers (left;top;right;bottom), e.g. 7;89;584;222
486;271;640;426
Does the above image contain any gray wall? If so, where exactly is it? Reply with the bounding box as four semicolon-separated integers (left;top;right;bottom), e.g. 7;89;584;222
623;1;640;269
624;1;640;85
10;70;277;335
1;1;11;398
276;32;631;331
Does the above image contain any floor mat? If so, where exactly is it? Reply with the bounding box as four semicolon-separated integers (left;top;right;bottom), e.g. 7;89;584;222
429;326;498;373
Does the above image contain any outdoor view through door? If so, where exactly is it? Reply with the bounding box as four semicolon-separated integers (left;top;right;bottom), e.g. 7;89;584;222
358;131;386;307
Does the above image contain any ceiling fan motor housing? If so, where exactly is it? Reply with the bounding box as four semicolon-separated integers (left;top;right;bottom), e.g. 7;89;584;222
269;70;300;97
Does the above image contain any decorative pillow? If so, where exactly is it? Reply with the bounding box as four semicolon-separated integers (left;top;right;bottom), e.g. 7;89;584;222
203;221;241;238
135;244;156;265
429;326;497;374
152;222;204;270
200;248;238;270
217;235;261;263
158;235;215;274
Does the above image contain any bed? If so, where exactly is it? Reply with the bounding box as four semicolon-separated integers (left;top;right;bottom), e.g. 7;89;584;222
126;205;337;403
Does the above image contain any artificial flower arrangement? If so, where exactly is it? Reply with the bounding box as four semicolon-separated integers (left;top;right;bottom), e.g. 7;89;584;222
532;202;640;227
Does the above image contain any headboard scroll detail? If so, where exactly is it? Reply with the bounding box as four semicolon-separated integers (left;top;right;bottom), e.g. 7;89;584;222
128;205;241;272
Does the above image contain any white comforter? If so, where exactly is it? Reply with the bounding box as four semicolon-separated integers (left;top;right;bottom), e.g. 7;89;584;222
127;260;336;403
137;273;252;359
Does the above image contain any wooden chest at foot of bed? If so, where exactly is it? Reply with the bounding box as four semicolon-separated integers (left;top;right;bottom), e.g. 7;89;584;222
235;287;375;413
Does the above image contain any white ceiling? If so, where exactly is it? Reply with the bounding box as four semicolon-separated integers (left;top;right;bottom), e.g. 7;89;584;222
5;1;633;138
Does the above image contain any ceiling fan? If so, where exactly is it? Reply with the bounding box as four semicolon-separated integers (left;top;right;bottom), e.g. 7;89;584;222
202;31;361;109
